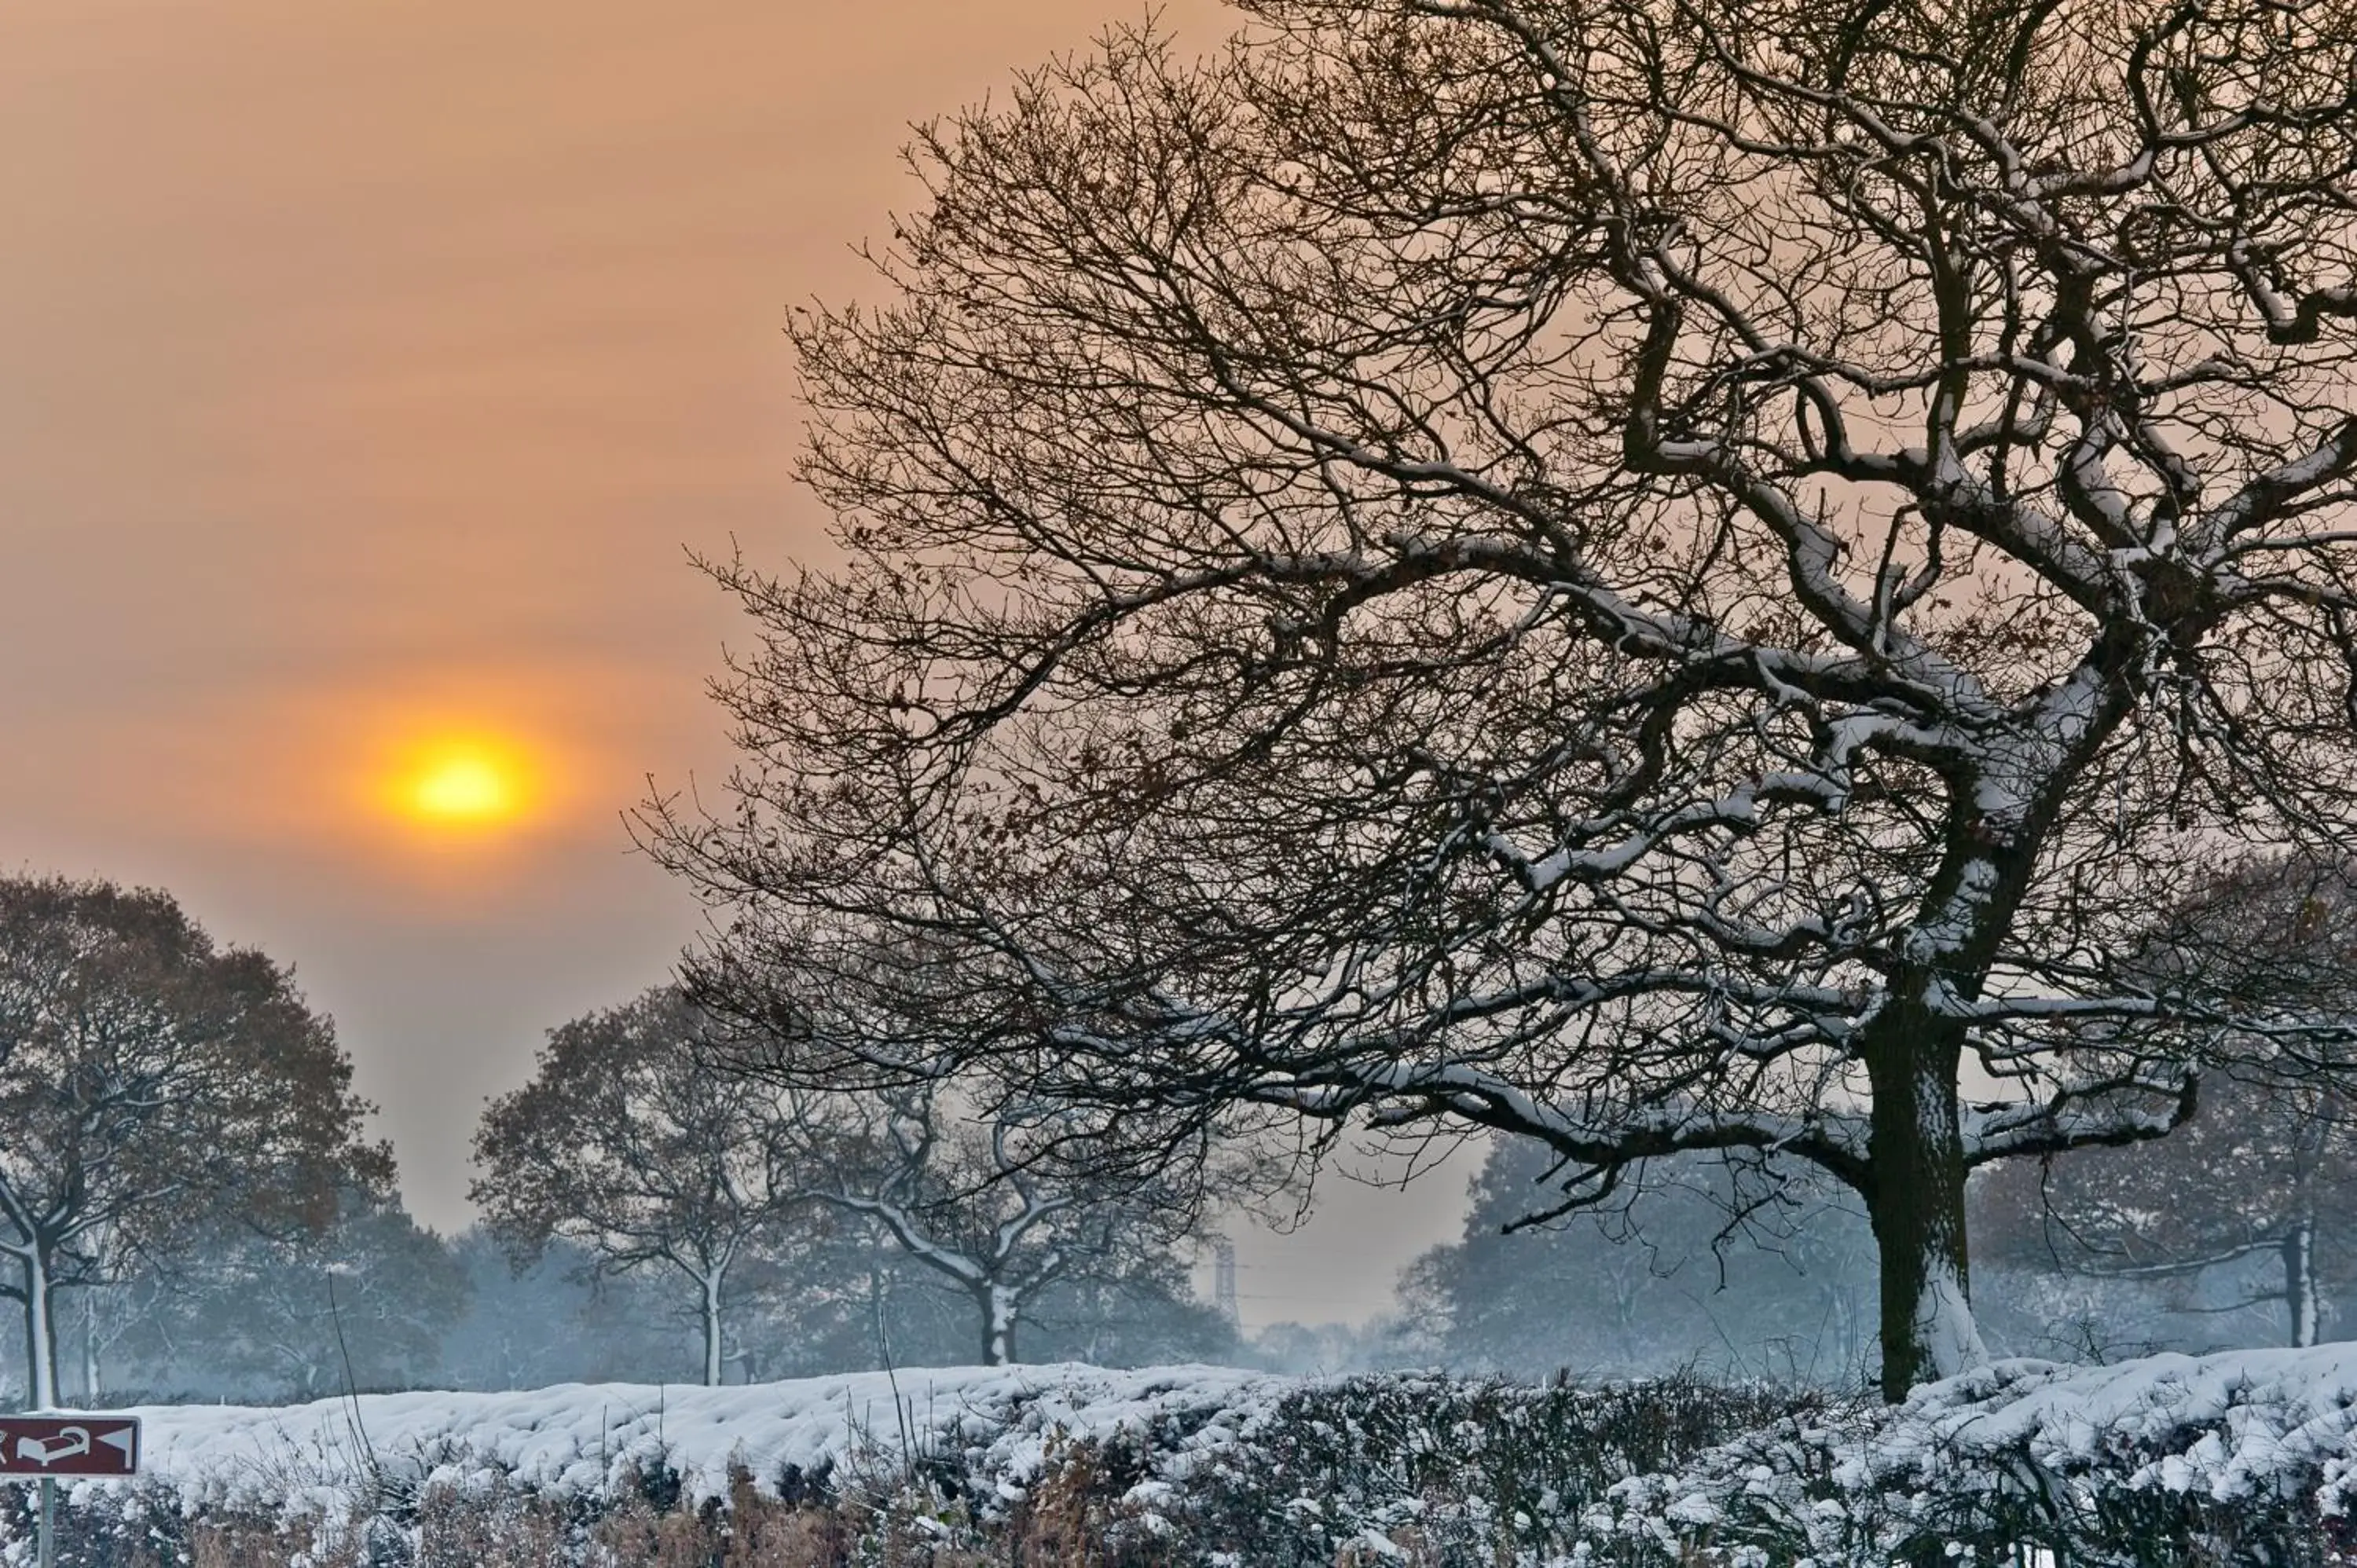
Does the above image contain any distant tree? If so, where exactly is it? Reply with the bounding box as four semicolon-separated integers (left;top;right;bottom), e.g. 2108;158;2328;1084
1973;1075;2355;1349
1246;1318;1418;1377
111;1187;467;1399
0;874;387;1409
1398;1144;1876;1382
471;988;805;1386
716;1216;1233;1376
651;0;2357;1400
438;1231;694;1390
792;1083;1207;1366
59;1262;167;1405
1970;854;2357;1350
710;1228;880;1381
681;928;1236;1370
1022;1247;1239;1367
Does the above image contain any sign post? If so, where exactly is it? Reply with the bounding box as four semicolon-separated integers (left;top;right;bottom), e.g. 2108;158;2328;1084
0;1415;141;1567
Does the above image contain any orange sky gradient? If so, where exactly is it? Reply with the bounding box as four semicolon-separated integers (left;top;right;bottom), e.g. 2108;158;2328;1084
0;0;1467;1325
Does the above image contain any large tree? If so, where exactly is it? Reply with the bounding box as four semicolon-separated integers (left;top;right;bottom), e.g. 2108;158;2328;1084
0;875;387;1409
654;0;2357;1397
471;987;806;1386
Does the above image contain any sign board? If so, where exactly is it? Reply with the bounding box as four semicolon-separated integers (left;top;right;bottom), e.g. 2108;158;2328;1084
0;1417;140;1477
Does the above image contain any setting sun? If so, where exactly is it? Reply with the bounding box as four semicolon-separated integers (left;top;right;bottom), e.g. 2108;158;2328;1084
409;750;516;822
380;733;544;833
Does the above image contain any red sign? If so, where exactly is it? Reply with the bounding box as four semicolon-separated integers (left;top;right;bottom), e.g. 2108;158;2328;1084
0;1417;139;1477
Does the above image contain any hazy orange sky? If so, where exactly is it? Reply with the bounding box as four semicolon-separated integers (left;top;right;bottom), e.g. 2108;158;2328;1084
1;0;1468;1325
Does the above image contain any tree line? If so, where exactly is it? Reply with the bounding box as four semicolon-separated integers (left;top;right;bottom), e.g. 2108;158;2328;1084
0;874;1230;1408
1;864;2344;1407
1390;1072;2353;1383
469;986;1215;1379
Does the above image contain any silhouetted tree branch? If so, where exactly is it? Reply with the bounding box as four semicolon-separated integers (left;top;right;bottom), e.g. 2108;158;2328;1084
651;0;2357;1398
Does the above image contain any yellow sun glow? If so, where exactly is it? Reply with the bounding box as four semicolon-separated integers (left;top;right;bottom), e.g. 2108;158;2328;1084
386;735;538;830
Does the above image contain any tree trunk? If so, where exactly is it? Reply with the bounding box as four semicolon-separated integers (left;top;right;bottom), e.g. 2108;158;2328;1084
2283;1207;2319;1350
20;1248;57;1411
977;1282;1017;1366
699;1273;725;1387
1864;1017;1988;1401
867;1263;894;1370
79;1291;99;1405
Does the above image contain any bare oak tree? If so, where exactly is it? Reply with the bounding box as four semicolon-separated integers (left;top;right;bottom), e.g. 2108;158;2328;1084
0;875;386;1409
471;987;804;1386
654;0;2357;1397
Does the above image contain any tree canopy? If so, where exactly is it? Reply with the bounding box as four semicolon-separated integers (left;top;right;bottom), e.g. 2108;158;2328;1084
654;0;2357;1397
471;987;805;1387
0;874;388;1408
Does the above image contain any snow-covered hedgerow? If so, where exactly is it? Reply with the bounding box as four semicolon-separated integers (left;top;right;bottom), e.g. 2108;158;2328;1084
112;1362;1285;1519
9;1346;2356;1565
1160;1372;1801;1565
1593;1348;2357;1566
5;1365;1292;1567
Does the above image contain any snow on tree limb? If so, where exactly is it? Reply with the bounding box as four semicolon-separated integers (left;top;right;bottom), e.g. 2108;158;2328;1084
649;0;2357;1398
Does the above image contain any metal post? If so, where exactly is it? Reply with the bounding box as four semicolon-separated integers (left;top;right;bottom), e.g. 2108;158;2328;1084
38;1475;54;1568
1211;1236;1239;1325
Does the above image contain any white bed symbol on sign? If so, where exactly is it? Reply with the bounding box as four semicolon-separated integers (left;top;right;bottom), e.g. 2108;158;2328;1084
20;1428;93;1467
